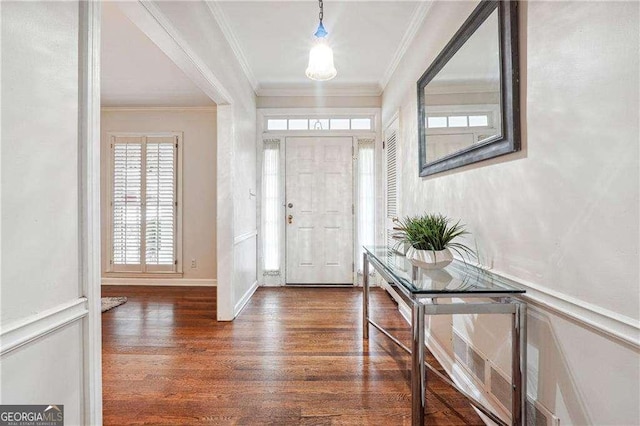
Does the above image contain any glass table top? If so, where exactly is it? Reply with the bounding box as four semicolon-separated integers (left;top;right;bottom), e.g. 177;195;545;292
364;246;525;296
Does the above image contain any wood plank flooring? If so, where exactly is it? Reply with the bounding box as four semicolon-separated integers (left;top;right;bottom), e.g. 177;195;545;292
102;286;483;425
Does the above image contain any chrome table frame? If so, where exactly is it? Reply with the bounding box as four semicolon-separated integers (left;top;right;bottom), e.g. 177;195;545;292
362;252;527;426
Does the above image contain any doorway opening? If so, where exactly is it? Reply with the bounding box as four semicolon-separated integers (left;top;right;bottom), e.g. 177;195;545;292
257;109;379;287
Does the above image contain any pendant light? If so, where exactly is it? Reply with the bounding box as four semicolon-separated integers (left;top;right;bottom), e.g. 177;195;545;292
306;0;337;81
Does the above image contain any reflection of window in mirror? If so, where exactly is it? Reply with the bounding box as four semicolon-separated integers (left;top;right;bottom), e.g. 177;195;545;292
423;8;502;164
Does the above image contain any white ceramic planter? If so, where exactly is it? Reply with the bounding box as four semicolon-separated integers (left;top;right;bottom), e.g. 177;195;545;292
408;247;453;270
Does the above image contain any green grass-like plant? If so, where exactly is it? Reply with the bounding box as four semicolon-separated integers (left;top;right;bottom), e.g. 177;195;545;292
393;213;475;259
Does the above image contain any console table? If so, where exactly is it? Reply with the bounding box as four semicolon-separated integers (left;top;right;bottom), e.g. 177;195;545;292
362;246;527;426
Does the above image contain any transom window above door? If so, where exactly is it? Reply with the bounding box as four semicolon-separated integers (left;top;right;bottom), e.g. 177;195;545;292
266;117;373;131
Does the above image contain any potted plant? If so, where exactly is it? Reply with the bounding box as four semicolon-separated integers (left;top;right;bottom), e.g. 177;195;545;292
393;214;474;270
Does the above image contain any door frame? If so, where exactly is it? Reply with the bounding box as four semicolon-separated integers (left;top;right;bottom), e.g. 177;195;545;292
256;108;381;287
82;3;247;424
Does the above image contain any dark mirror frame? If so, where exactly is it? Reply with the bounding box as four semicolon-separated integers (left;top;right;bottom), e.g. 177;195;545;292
417;0;520;177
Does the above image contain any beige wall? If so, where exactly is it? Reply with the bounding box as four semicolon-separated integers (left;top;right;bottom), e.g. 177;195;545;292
382;1;639;424
101;108;217;282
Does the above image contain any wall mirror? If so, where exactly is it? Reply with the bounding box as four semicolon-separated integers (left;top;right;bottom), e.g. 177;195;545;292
418;0;520;176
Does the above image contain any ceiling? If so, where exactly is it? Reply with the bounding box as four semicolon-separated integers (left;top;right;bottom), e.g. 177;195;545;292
101;1;429;104
101;2;214;107
213;0;425;95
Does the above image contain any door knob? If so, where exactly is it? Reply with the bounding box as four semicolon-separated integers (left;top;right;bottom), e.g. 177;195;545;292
287;214;293;224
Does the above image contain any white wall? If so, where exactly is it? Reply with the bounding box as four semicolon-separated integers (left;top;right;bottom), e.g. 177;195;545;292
140;1;258;319
100;108;217;284
257;95;381;109
1;1;86;423
382;1;639;424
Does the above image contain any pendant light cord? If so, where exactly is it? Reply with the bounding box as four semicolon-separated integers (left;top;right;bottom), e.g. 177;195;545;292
318;0;323;24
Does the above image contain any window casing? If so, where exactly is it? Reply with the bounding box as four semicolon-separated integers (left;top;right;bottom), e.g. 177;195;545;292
266;116;373;132
108;133;181;274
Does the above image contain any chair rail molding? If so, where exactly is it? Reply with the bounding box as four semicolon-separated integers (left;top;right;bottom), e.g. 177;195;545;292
234;229;258;245
448;262;640;350
0;298;88;356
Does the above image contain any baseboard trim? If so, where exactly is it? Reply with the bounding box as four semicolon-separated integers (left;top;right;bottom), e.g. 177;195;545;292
102;278;217;286
449;261;640;349
234;280;259;318
0;298;88;356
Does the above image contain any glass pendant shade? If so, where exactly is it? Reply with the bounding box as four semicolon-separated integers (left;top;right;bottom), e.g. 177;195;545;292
306;36;337;81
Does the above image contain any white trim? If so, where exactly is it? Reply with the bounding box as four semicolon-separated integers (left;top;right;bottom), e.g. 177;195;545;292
256;108;381;286
234;280;259;317
380;262;639;424
257;83;382;98
105;132;183;274
204;1;259;93
424;328;511;425
450;262;640;349
234;230;257;245
78;1;102;424
116;1;233;105
380;1;433;90
101;106;216;112
216;105;235;320
102;278;217;286
381;259;640;424
0;298;88;356
382;110;400;137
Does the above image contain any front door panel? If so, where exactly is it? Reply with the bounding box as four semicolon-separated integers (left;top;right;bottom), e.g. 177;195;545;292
285;137;353;284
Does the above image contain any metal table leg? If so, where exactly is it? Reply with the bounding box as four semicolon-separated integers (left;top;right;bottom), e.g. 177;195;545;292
411;302;425;426
363;252;369;340
511;301;527;425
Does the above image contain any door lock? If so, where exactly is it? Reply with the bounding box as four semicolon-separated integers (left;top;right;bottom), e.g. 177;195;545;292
287;214;293;224
288;203;293;208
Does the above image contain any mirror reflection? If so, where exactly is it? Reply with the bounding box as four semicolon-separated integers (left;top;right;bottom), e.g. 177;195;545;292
424;9;502;164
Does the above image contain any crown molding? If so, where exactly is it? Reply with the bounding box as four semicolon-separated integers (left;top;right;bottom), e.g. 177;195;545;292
380;0;434;90
257;83;382;97
101;106;217;112
205;1;260;93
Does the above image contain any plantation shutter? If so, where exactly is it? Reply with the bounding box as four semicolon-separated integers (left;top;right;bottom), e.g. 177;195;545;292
145;137;177;272
112;138;143;271
385;126;398;247
110;135;178;273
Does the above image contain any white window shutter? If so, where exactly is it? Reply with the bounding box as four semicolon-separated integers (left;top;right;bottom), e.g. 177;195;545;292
385;127;398;248
112;141;143;268
145;138;177;269
110;134;179;273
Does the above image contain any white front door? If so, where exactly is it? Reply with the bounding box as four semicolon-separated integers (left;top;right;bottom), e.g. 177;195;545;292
285;137;353;284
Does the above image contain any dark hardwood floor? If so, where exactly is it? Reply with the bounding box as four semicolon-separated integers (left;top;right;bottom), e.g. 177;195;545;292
102;286;483;425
